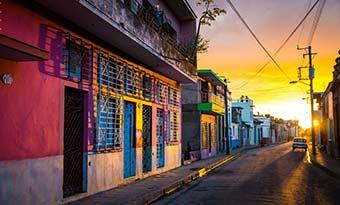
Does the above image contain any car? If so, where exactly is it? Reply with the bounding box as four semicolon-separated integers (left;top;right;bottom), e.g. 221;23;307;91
292;137;308;151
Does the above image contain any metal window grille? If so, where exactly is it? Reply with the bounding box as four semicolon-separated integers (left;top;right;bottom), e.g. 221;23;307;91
96;95;122;150
168;87;180;106
211;123;216;147
169;111;179;143
202;122;208;149
95;52;123;151
124;66;141;97
62;34;93;84
156;108;165;167
97;53;124;92
125;0;141;15
155;81;168;104
142;74;153;101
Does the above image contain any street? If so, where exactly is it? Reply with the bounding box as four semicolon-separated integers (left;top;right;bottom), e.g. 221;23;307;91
155;143;340;205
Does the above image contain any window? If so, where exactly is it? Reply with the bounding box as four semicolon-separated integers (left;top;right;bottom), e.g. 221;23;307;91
97;55;124;91
64;40;92;82
142;75;152;100
96;94;122;150
168;87;180;106
169;111;179;143
156;82;167;104
202;122;208;149
124;66;140;96
96;53;123;151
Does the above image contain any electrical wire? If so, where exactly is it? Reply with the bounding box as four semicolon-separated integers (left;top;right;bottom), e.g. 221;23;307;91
231;0;321;90
225;0;292;82
307;0;326;45
297;0;312;46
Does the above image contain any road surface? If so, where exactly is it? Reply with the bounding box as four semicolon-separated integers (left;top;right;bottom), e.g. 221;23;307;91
155;143;340;205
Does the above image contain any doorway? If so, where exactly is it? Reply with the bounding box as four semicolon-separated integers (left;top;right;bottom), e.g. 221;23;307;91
142;105;152;172
63;87;85;197
124;101;136;178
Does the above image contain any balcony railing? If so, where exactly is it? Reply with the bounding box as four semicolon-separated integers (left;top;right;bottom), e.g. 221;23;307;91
201;92;225;108
84;0;196;75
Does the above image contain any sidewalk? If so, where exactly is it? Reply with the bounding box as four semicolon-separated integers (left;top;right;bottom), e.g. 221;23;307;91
68;150;243;205
309;148;340;180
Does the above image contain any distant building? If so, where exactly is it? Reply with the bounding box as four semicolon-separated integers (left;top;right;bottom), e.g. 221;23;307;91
182;69;227;160
254;115;271;145
231;105;243;149
232;96;255;146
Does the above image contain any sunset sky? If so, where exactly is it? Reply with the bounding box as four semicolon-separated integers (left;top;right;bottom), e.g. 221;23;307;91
190;0;340;128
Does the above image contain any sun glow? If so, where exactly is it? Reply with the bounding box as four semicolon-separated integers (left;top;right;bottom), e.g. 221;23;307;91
253;99;310;128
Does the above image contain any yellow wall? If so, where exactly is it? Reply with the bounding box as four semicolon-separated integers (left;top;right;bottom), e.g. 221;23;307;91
201;114;216;123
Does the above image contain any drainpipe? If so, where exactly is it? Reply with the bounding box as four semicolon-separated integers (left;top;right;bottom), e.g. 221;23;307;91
224;79;230;155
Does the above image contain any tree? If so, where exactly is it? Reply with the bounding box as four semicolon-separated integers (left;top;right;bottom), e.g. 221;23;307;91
191;0;226;61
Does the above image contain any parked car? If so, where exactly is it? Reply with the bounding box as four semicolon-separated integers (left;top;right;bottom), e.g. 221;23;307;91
292;137;308;151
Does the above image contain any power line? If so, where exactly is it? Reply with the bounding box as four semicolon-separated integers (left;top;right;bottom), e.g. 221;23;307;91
307;0;326;45
232;0;321;90
233;85;292;92
225;0;292;83
297;0;312;45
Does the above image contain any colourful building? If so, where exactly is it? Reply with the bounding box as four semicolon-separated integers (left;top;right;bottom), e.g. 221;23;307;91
182;69;227;161
254;115;271;145
231;105;243;149
232;96;255;146
0;0;196;204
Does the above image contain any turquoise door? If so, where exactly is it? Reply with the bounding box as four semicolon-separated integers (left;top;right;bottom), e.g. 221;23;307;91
124;101;136;178
156;109;165;168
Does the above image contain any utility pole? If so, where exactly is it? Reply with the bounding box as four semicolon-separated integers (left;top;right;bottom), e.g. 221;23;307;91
308;46;316;155
297;45;317;154
224;79;230;155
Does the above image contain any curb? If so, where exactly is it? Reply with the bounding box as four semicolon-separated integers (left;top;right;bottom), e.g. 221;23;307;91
144;152;242;205
309;155;340;180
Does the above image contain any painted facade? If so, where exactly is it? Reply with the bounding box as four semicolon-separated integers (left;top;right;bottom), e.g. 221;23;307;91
254;116;271;145
232;96;255;146
231;106;243;149
0;0;196;204
182;69;227;161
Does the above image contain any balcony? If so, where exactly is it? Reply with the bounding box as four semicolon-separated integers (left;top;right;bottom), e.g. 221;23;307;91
198;91;225;115
35;0;197;83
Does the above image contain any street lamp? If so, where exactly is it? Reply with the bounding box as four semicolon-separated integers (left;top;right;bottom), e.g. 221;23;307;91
289;80;309;86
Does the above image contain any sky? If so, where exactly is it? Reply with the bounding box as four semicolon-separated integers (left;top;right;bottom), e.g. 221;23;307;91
189;0;340;128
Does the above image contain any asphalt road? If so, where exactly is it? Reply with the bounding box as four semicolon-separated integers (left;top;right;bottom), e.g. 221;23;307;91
154;143;340;205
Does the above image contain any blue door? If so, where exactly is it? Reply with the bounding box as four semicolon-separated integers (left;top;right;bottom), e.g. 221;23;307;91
124;101;136;178
156;109;165;168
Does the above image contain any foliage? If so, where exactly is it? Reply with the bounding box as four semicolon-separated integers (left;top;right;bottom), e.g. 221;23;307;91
191;0;226;59
196;35;210;54
197;0;227;26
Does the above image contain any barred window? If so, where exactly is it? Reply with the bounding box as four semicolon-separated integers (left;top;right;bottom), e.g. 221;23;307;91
142;75;152;100
97;55;124;91
96;53;123;151
169;111;179;143
96;94;122;150
201;122;208;149
210;123;216;147
156;82;167;104
124;66;140;96
64;40;92;82
168;87;180;106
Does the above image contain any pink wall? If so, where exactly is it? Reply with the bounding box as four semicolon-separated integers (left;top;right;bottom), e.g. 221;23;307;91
0;1;66;161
